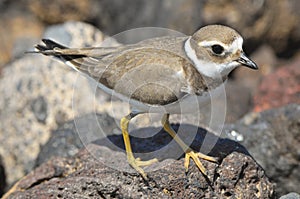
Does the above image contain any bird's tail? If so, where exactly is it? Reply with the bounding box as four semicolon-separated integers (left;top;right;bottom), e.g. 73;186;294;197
33;39;111;74
35;39;68;52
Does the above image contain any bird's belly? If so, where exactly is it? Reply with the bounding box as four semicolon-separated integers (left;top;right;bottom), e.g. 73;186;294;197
95;79;225;115
130;84;225;114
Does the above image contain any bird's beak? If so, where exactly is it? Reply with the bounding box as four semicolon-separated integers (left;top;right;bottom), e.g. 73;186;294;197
237;53;258;70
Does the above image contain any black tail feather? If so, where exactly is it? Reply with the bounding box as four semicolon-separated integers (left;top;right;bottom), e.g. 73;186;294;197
35;39;67;52
35;44;49;52
33;39;102;72
34;39;86;61
41;39;68;50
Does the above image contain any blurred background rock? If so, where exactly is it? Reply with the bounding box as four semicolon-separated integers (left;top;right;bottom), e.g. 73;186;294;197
0;0;299;198
1;0;300;68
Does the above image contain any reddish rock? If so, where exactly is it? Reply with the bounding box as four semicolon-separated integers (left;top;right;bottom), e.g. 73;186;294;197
253;58;300;112
224;104;300;196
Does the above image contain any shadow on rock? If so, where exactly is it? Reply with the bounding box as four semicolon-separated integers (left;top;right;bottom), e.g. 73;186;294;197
4;118;275;198
92;123;250;163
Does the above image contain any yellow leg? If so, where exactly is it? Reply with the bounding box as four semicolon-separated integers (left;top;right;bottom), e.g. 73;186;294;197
121;113;158;179
161;114;218;175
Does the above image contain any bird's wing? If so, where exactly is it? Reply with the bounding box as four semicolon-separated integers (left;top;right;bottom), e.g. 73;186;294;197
131;36;189;58
35;39;195;105
97;47;192;105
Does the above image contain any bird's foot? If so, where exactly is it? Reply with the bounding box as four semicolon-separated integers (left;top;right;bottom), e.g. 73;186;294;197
127;155;158;180
184;150;218;175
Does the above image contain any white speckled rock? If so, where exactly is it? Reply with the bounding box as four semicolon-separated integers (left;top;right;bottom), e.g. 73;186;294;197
0;21;118;186
280;193;300;199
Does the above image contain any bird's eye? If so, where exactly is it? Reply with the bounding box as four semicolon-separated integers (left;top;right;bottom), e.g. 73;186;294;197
211;45;224;55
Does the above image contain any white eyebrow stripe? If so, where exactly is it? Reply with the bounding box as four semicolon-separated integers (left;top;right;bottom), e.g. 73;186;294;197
198;40;226;48
197;36;243;53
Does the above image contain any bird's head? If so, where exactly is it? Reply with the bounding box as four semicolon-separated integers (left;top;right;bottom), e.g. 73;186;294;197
185;24;258;79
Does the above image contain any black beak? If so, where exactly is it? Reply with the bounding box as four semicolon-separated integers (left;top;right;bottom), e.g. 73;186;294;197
237;53;258;70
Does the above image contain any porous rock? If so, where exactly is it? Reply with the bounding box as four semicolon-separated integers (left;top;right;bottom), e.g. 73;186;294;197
4;125;275;198
224;104;300;196
35;113;118;167
0;21;110;186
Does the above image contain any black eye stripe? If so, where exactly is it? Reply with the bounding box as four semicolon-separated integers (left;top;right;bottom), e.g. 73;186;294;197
211;45;224;55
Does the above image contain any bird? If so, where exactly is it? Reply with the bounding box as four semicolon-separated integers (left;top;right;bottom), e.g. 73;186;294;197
33;24;258;180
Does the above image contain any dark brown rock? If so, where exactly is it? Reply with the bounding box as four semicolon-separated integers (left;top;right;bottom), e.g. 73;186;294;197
224;104;300;197
4;125;275;198
253;58;300;112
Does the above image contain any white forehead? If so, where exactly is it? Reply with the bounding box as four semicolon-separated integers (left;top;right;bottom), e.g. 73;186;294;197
198;36;243;52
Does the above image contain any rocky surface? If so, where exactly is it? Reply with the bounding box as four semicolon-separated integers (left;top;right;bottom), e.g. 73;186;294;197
253;58;300;112
224;104;300;197
35;113;118;167
280;192;300;199
3;125;275;199
0;21;111;186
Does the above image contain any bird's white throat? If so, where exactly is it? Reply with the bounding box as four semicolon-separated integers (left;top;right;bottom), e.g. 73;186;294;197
184;37;238;79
